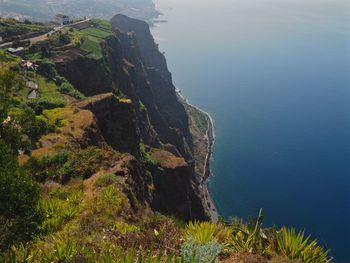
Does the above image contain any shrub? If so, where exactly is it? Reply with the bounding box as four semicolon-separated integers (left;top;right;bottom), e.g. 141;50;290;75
111;222;140;234
24;151;69;182
55;76;68;86
26;95;66;113
37;59;58;79
94;173;120;187
25;148;118;183
181;238;223;263
0;71;20;120
59;147;107;182
58;82;85;99
49;186;70;200
9;107;56;145
0;140;43;250
58;33;71;45
275;227;331;263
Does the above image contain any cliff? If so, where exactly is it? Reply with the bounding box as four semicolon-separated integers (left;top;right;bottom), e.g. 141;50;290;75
53;15;209;220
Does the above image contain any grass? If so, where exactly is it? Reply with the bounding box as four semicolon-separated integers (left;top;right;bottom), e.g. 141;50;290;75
0;18;51;39
91;19;113;32
0;50;17;62
81;27;112;39
187;106;209;135
79;22;113;59
81;36;103;59
94;173;122;187
15;76;65;106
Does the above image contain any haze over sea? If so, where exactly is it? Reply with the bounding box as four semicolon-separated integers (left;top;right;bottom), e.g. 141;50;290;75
151;0;350;261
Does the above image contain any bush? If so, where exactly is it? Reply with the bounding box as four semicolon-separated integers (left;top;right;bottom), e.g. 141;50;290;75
58;34;71;45
58;82;85;99
181;238;223;263
37;59;58;79
26;95;66;113
59;147;115;182
94;173;120;187
9;107;56;145
24;151;69;182
25;148;118;183
55;76;68;86
0;140;43;250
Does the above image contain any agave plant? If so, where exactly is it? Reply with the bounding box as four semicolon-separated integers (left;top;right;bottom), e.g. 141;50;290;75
0;244;38;263
43;235;79;262
229;208;271;255
184;221;232;245
275;227;332;263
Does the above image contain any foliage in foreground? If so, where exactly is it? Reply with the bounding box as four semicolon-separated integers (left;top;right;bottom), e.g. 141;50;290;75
0;140;43;251
0;48;332;263
275;227;331;263
229;208;270;255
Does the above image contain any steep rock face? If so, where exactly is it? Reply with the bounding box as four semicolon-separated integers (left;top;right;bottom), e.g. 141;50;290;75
149;148;206;220
74;95;151;204
74;93;140;157
110;15;193;160
56;56;113;97
54;16;208;220
110;14;169;77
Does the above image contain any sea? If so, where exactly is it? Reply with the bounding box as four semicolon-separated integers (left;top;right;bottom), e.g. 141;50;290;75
151;0;350;261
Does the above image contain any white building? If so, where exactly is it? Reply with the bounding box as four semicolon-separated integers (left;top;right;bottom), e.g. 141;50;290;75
54;14;70;25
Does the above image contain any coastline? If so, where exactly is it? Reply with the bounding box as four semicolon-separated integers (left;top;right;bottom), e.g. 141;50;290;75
201;110;219;222
176;90;219;222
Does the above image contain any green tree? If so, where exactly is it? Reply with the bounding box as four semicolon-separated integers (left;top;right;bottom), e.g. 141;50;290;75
0;71;23;154
37;59;57;79
0;71;17;120
0;139;43;251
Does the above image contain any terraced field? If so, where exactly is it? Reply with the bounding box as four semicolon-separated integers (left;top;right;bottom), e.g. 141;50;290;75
79;20;114;59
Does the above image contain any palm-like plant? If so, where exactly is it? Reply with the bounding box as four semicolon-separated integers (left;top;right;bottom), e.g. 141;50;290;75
275;227;331;263
184;221;232;244
229;208;271;255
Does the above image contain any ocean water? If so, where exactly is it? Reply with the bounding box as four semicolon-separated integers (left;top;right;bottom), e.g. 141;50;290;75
151;0;350;261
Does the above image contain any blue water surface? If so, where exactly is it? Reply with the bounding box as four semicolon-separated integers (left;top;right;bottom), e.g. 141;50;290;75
151;0;350;261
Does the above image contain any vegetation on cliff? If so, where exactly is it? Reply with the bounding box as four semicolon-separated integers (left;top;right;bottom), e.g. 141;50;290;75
0;17;331;262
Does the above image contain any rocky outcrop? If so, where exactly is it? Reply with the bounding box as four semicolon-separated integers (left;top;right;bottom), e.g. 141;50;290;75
149;148;206;220
56;56;113;97
110;15;194;160
54;15;209;221
74;93;140;157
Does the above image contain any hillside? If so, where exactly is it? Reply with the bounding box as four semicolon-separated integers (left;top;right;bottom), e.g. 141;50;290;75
0;0;159;22
0;16;331;262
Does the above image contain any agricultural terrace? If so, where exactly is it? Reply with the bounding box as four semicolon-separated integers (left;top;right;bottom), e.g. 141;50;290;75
0;18;52;41
78;19;114;59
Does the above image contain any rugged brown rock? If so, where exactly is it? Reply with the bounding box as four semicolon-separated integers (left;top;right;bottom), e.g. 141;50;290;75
53;15;209;221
